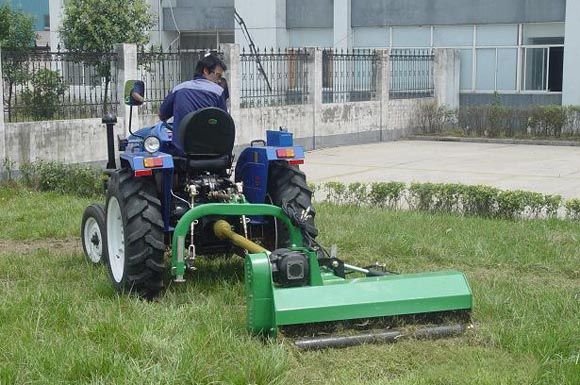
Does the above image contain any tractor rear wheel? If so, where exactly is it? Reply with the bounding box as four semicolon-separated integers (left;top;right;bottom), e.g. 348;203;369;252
105;169;165;299
265;161;317;249
81;204;107;264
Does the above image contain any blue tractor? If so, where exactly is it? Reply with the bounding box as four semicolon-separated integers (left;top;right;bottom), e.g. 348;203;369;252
80;80;317;298
81;80;472;345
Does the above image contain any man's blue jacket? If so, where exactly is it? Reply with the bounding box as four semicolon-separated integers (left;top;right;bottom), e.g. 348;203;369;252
159;75;228;152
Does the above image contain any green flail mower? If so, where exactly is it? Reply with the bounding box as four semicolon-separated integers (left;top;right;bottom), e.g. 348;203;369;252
171;203;472;349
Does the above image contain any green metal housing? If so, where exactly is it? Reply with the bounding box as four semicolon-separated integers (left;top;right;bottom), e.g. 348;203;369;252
245;251;472;337
171;203;473;337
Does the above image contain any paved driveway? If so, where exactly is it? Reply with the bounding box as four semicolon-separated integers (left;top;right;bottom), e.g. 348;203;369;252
302;140;580;199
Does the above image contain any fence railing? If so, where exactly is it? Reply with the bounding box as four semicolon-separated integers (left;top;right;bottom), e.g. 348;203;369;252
137;47;221;115
240;48;309;108
322;49;378;103
390;49;434;99
1;49;119;122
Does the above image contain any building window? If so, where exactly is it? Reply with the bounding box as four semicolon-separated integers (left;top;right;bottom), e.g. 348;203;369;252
523;47;563;92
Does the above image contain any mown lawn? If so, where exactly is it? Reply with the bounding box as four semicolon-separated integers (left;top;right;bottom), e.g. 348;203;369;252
0;186;578;385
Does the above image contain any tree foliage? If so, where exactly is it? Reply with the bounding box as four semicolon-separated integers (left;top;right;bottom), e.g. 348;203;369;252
0;4;37;121
59;0;154;112
0;4;36;52
59;0;154;53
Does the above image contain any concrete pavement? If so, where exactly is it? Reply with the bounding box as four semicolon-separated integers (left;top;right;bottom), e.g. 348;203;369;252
301;140;580;199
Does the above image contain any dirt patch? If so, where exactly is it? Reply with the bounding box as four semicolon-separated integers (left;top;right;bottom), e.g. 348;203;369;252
0;237;81;256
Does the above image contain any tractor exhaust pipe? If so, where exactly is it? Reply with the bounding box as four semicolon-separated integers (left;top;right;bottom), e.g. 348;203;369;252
102;113;117;170
213;220;269;255
294;324;469;350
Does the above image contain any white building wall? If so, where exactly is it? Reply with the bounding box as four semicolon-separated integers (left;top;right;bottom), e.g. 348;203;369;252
234;0;288;49
563;0;580;105
288;29;333;48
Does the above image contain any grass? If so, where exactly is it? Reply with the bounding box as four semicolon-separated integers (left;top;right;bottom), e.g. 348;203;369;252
0;185;578;384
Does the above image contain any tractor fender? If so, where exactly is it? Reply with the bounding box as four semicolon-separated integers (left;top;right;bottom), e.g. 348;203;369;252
120;152;174;171
235;145;305;204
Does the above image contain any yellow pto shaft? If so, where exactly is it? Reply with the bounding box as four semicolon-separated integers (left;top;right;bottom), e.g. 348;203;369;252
213;220;269;254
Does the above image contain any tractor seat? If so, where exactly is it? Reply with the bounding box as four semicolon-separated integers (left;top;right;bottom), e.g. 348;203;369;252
176;108;235;173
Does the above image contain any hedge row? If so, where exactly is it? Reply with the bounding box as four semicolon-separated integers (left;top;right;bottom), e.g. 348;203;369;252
2;159;104;198
3;159;580;221
316;181;580;221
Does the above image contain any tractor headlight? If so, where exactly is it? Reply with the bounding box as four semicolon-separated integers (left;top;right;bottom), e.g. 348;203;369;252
143;136;160;153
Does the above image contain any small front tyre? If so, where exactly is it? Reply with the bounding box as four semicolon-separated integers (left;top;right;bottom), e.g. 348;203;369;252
81;204;107;265
105;169;166;299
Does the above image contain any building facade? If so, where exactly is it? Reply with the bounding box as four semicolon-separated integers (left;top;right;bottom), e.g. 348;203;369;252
46;0;579;106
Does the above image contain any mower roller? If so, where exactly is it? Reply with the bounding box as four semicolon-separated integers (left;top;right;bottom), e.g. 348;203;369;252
81;80;472;347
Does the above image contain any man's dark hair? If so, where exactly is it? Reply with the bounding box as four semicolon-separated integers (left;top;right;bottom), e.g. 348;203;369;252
195;54;227;76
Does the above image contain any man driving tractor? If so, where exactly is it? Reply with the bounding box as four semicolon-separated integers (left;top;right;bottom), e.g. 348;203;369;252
159;54;229;153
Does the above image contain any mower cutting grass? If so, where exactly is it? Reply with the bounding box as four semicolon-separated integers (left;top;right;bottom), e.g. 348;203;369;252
81;80;472;346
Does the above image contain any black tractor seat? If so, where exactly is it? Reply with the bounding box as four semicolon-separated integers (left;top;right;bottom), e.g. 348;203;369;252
175;108;235;174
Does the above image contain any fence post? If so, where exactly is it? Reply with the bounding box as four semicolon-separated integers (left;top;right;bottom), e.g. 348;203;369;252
306;47;322;150
0;48;5;163
376;49;390;142
114;43;139;135
434;48;460;110
220;43;240;127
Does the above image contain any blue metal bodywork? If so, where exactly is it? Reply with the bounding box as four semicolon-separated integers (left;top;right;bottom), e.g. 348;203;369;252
235;130;304;205
118;124;305;232
121;121;176;170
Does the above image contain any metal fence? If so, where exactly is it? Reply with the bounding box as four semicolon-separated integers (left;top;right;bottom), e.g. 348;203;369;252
137;47;221;115
322;49;379;103
240;48;309;108
390;49;434;99
1;49;118;122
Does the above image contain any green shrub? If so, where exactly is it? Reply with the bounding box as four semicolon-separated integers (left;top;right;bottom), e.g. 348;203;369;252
324;181;347;204
307;182;317;200
456;104;580;139
20;160;103;197
316;181;572;221
496;190;533;219
20;68;66;120
408;182;436;211
565;199;580;220
2;157;16;183
368;182;405;208
417;101;456;134
344;182;367;205
431;183;463;213
460;185;499;218
528;105;569;137
543;195;563;218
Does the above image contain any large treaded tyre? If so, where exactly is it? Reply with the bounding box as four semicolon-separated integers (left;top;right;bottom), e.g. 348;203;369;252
266;161;318;249
81;203;107;265
105;169;165;299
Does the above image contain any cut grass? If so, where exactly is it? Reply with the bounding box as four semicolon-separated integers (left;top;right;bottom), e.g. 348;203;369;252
0;186;578;384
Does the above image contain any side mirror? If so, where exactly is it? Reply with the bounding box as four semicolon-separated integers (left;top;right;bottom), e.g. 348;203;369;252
124;80;145;106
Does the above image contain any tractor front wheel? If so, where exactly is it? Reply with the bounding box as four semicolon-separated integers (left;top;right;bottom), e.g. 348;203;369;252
105;169;165;298
81;204;107;264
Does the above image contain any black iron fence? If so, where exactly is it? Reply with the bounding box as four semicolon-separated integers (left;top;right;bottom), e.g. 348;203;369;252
240;48;309;108
390;49;434;99
137;46;221;115
1;49;118;122
322;49;379;103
